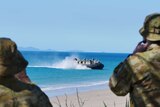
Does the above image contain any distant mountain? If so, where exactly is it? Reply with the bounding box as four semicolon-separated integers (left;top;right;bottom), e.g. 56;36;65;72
18;47;56;51
18;47;40;51
18;47;104;53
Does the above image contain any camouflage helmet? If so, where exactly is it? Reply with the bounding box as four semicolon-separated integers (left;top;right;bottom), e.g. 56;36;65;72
139;13;160;41
0;38;28;76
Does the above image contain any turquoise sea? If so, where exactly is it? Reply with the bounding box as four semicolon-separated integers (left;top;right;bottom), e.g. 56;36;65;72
22;51;129;97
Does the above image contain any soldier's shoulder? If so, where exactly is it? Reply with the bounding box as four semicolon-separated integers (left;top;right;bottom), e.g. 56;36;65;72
127;54;141;63
137;48;160;62
126;49;160;68
26;83;52;106
26;82;42;91
126;53;148;68
0;84;11;92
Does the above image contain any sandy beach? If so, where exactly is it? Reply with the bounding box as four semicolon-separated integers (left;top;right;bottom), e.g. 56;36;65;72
50;89;129;107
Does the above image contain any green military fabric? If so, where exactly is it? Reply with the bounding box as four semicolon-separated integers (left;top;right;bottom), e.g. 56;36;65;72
0;38;17;58
0;76;52;107
0;38;53;107
139;13;160;41
0;50;28;77
0;38;28;77
109;44;160;107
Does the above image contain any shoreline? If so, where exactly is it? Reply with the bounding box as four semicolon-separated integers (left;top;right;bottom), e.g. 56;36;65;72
43;81;109;97
50;89;129;107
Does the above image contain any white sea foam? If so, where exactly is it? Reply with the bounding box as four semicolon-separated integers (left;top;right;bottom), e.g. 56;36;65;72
52;56;89;69
29;55;90;70
41;81;109;91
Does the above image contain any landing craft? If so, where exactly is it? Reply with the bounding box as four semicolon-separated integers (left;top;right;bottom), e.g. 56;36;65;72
74;58;104;70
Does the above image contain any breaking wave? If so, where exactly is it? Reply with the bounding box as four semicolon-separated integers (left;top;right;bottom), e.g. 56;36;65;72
41;81;108;91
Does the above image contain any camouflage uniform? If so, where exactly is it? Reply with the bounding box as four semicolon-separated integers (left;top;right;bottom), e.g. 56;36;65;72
109;13;160;107
0;38;52;107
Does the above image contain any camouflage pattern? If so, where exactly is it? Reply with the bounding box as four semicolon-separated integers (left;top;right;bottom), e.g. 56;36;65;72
0;38;52;107
139;13;160;41
0;77;52;107
109;44;160;107
0;38;28;76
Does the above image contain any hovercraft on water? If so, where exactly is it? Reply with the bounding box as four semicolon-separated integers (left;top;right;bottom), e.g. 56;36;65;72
74;58;104;70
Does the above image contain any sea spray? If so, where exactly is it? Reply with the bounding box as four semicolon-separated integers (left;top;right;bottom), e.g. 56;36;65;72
28;55;90;70
52;55;90;69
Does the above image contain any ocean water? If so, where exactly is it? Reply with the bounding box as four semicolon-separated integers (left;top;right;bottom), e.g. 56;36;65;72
21;51;129;97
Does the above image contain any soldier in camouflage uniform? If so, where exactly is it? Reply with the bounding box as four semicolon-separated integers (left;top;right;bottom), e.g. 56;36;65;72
0;38;52;107
109;13;160;107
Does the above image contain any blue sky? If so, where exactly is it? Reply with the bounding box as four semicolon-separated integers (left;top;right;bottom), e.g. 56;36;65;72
0;0;160;53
